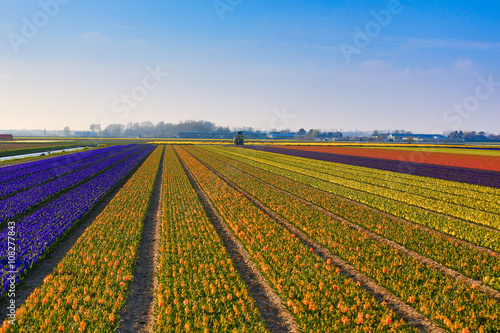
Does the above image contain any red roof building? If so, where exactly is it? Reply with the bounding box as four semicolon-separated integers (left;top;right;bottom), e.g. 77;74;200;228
0;134;13;140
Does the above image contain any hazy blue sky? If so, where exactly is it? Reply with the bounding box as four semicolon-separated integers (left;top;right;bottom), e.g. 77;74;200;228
1;0;499;133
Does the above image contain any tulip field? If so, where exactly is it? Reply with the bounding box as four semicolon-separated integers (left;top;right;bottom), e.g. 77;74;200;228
1;143;499;332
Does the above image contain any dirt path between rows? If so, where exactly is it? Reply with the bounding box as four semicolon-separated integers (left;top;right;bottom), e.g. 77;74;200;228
176;146;300;333
117;146;164;333
185;148;445;333
0;150;153;324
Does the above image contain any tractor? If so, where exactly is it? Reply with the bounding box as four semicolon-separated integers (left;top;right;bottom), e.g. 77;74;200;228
234;131;244;146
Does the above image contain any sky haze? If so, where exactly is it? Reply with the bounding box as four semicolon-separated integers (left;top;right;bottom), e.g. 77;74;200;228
1;0;499;134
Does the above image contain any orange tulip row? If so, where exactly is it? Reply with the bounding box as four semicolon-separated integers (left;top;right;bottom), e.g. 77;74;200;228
0;146;164;332
186;146;500;332
155;145;267;332
176;146;416;332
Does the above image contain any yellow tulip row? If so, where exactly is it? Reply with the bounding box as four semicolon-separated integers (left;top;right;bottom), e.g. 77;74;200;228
155;145;267;332
177;146;416;332
0;146;164;332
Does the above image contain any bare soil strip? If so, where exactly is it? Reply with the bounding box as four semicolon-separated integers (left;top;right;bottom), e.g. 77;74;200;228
117;146;165;333
0;149;154;323
176;147;299;333
186;149;445;333
198;147;500;259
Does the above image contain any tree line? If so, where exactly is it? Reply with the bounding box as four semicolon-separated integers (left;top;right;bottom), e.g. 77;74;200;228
87;120;229;138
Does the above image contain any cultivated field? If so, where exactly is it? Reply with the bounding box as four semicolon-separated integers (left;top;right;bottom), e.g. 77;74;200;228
0;143;499;332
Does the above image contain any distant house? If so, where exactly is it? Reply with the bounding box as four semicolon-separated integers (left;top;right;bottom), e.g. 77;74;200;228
373;133;392;141
267;133;297;140
0;134;13;141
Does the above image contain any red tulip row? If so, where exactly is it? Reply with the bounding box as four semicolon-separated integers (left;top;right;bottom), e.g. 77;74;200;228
0;146;164;332
176;146;416;332
155;145;267;332
186;145;500;332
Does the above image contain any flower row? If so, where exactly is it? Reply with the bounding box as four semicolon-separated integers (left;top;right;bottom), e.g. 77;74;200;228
0;145;134;200
0;145;126;183
245;147;500;214
155;145;267;332
207;146;500;252
188;146;500;332
177;146;415;332
198;146;500;291
0;145;163;332
216;146;500;229
0;145;155;296
0;145;143;225
248;145;500;188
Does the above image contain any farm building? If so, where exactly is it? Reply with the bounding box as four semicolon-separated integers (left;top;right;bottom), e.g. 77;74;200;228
178;131;267;139
0;134;13;140
389;133;448;142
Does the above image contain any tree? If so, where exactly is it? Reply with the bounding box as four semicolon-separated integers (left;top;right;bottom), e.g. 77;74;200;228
297;128;306;136
306;129;319;140
64;126;71;137
103;124;124;137
463;131;476;140
407;136;414;144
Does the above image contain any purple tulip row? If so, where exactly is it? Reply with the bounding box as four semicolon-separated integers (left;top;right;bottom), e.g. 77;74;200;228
0;145;128;184
245;146;500;188
0;144;155;294
0;145;137;200
0;145;147;225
